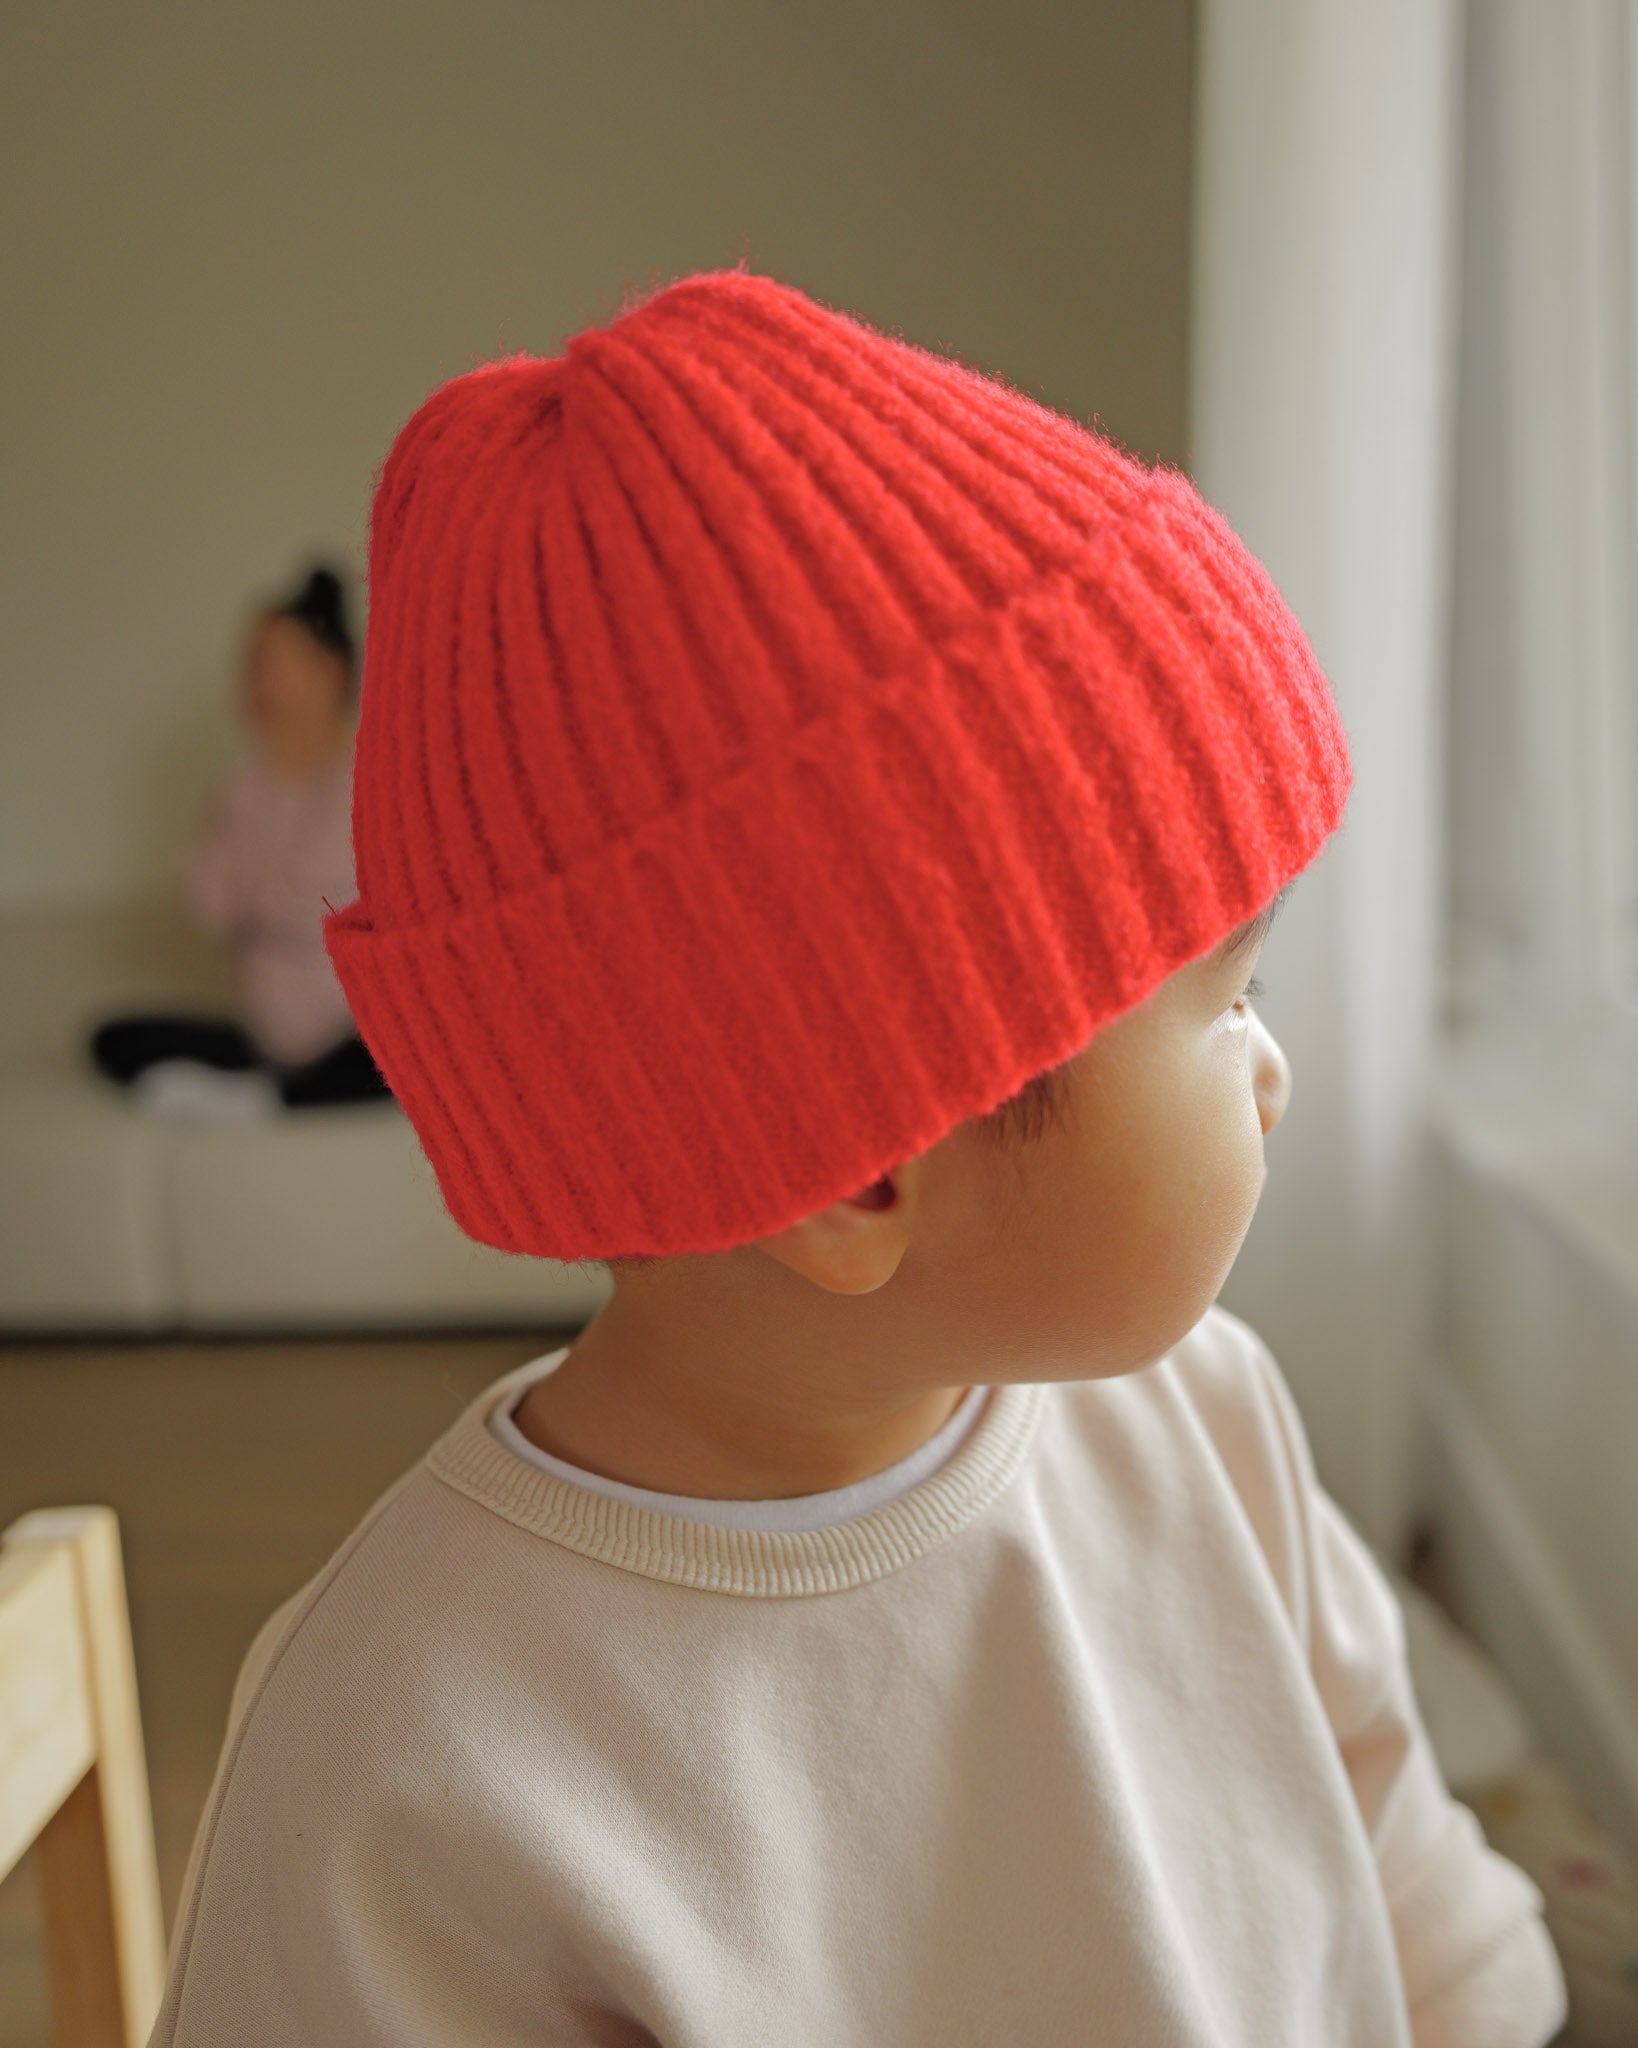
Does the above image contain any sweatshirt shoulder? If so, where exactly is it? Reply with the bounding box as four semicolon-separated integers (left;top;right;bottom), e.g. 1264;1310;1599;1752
218;1355;575;1750
1125;1300;1276;1431
1160;1301;1283;1410
228;1462;485;1730
1146;1303;1313;1574
212;1460;437;1757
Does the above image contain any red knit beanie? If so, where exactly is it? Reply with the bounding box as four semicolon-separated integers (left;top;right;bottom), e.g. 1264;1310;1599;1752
323;266;1352;1261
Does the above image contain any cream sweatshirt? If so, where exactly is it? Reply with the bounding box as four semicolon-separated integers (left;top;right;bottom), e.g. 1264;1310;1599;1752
147;1304;1567;2047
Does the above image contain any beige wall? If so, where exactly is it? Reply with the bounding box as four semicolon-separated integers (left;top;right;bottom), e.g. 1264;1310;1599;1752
0;0;1194;913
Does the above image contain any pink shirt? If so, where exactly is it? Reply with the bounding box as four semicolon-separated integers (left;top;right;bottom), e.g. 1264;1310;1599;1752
184;743;358;1067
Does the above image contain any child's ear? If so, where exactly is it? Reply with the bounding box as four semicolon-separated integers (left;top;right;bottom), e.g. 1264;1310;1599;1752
752;1162;920;1296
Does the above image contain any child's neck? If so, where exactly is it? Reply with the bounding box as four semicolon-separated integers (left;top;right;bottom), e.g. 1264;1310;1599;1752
511;1298;971;1502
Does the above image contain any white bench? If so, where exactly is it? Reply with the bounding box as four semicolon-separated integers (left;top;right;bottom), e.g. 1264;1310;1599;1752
0;895;610;1333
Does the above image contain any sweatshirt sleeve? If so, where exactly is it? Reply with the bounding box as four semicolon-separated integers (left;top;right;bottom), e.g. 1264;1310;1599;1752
1238;1325;1569;2048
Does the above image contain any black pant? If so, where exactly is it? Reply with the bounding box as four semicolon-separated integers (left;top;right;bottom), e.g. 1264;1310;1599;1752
89;1013;393;1110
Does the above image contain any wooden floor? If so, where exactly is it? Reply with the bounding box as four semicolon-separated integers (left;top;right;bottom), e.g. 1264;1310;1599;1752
0;1325;578;2046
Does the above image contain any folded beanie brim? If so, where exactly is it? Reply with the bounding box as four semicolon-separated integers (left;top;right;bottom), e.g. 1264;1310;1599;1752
324;477;1350;1261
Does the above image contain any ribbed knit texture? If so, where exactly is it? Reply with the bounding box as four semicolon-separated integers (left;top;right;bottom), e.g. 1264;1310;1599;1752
323;265;1353;1259
427;1351;1045;1597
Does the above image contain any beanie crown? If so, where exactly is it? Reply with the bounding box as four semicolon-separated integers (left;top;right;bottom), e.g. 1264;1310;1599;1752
325;267;1350;1259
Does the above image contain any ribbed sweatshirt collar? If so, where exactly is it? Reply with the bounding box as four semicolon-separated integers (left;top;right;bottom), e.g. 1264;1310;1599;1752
425;1362;1048;1599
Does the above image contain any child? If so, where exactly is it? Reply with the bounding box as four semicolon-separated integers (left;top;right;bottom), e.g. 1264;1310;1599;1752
147;269;1567;2045
89;565;391;1115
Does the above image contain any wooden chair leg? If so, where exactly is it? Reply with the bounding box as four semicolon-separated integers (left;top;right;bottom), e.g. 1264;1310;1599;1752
8;1508;166;2048
36;1766;133;2047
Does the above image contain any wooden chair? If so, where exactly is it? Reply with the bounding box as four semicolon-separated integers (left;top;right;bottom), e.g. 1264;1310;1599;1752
0;1505;166;2046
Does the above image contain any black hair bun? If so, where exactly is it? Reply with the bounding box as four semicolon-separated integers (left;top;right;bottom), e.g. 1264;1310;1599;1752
276;561;355;667
299;566;344;619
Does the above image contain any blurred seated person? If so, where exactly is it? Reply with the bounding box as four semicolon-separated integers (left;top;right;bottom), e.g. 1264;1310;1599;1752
90;564;393;1117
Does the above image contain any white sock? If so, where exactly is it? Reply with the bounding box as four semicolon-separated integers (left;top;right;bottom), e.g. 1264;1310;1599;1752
129;1058;281;1122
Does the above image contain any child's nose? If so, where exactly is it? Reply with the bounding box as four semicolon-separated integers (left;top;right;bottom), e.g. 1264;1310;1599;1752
1251;1016;1292;1137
